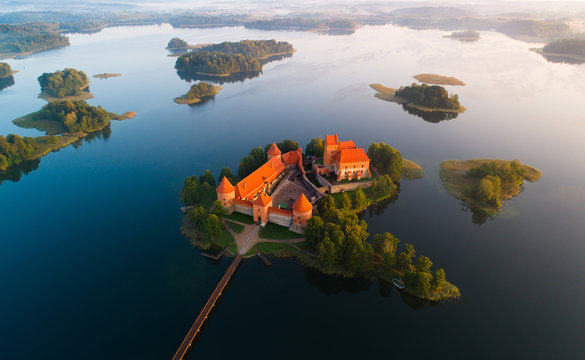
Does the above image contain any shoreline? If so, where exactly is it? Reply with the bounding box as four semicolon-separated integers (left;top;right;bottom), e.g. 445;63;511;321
530;48;585;62
93;73;122;79
370;83;466;113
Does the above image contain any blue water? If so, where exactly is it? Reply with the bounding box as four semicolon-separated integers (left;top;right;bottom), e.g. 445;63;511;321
1;24;584;359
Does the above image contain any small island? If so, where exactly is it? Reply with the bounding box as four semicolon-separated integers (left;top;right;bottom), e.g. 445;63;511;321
0;62;15;91
180;134;459;302
532;38;585;64
93;73;122;79
243;18;356;33
443;30;481;41
174;82;222;104
5;100;135;170
167;37;189;50
371;83;466;113
175;40;294;79
413;74;466;86
38;68;93;101
440;159;542;221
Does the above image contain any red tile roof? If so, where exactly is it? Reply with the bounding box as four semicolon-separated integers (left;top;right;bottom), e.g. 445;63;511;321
267;142;281;156
268;207;293;216
216;177;235;194
282;147;302;165
253;193;273;207
339;140;357;150
293;194;312;213
235;157;285;200
334;148;370;164
325;134;339;146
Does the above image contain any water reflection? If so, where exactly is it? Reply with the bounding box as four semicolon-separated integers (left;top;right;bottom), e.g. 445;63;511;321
304;267;372;295
401;104;459;123
0;75;15;91
539;54;585;65
0;159;40;185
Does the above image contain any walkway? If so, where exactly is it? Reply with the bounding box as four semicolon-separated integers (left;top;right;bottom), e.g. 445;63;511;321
171;255;243;360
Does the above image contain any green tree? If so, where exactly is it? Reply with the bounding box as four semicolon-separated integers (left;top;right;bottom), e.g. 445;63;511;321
368;142;402;181
211;200;225;218
167;37;188;49
317;195;336;215
371;232;400;256
381;252;396;277
219;167;237;184
431;268;446;291
397;243;416;271
199;169;216;187
415;256;433;274
352;187;367;210
318;237;337;268
305;137;324;158
305;216;325;250
0;63;12;78
238;146;267;178
201;214;222;241
339;192;352;211
181;176;200;205
38;68;89;98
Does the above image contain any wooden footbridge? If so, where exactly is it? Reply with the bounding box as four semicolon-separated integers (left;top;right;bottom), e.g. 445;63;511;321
171;254;243;360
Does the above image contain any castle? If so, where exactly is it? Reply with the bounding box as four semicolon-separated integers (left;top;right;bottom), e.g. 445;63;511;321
216;144;312;234
216;135;370;233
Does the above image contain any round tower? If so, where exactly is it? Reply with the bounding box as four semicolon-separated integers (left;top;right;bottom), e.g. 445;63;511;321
267;142;282;161
292;194;313;229
216;177;235;213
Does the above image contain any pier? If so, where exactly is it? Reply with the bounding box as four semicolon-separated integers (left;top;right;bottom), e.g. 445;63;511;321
201;244;231;260
257;252;272;266
171;255;242;360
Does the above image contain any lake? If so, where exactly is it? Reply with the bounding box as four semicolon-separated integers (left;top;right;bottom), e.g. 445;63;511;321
1;24;584;359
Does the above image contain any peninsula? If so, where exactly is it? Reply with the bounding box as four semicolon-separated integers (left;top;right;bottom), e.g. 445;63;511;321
413;74;466;86
440;159;542;219
38;68;93;101
174;82;221;104
0;62;15;91
180;134;459;302
93;73;122;79
370;83;466;113
0;23;70;58
532;38;585;64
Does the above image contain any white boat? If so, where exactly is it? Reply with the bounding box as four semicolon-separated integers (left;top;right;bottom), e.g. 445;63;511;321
392;278;405;289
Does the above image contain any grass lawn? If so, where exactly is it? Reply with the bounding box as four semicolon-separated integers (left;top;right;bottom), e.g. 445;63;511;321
225;220;245;234
224;212;255;224
258;222;302;240
214;227;235;247
245;241;296;256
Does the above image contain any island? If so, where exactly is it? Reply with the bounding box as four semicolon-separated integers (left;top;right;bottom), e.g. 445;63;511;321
93;73;122;79
175;40;294;80
413;73;466;86
174;82;222;104
443;30;481;41
167;37;189;50
532;38;585;64
370;83;466;113
440;159;542;222
0;23;70;58
5;100;135;171
0;62;15;91
244;18;356;33
180;134;459;302
38;68;93;101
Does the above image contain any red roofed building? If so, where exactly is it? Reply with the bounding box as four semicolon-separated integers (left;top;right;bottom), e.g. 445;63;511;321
267;142;282;161
234;156;286;201
216;177;236;212
253;193;273;224
324;134;371;181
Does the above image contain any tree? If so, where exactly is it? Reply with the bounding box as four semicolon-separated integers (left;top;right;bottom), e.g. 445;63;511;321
343;235;364;273
317;195;336;215
167;37;188;49
381;252;396;277
352;187;367;210
416;256;433;274
339;192;352;211
212;200;225;218
181;176;199;205
474;175;501;207
0;63;12;78
368;142;403;181
201;214;222;241
371;232;399;256
318;237;337;268
397;243;416;271
238;146;267;178
219;167;237;184
305;137;324;158
305;216;325;250
265;139;300;154
431;268;446;291
199;169;216;187
38;68;89;98
372;174;396;196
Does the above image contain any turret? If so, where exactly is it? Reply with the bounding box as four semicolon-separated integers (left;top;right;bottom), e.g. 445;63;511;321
267;142;282;161
216;177;235;213
292;194;313;228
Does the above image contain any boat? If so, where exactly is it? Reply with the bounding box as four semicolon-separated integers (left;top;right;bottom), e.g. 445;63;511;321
392;278;405;289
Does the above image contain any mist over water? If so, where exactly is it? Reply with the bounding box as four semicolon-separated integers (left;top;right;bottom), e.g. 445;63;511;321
1;23;585;359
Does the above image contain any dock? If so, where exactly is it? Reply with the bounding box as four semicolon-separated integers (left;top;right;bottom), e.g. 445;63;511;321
257;252;272;266
171;254;243;360
201;244;231;260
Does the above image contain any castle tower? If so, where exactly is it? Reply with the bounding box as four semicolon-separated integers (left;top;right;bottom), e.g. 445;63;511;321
267;142;282;161
324;134;339;169
216;177;235;214
253;193;273;224
292;194;313;232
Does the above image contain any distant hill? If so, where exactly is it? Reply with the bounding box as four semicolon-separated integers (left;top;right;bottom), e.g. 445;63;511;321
391;7;476;18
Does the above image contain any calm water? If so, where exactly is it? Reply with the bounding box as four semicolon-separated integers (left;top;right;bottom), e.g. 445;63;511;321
1;24;584;359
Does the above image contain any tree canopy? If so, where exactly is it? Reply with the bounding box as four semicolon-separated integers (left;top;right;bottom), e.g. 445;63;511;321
238;146;267;179
38;68;89;98
185;82;219;99
34;100;110;133
176;51;261;76
0;23;69;54
368;142;402;181
543;38;585;58
0;62;12;78
305;137;324;158
197;39;294;58
395;83;461;110
0;134;39;170
167;37;188;49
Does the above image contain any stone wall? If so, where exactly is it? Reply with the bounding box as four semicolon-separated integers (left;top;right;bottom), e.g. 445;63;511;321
234;201;253;216
316;172;332;188
329;180;373;194
268;212;293;227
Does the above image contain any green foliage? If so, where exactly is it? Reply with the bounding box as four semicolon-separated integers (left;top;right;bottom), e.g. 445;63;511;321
244;18;356;31
473;175;502;208
543;38;585;57
0;23;69;54
404;271;432;296
395;83;460;110
185;82;218;99
371;174;397;196
368;142;403;181
181;175;200;205
219;167;238;184
339;192;352;211
305;137;324;158
237;146;267;178
176;51;261;76
0;62;11;78
188;206;222;242
0;134;39;170
38;68;89;98
34;100;110;133
432;268;446;291
371;232;399;256
265;139;299;154
199;169;216;187
198;40;294;58
211;200;225;218
0;74;15;90
467;160;526;184
352;187;367;210
167;37;188;49
415;256;433;274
